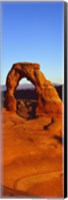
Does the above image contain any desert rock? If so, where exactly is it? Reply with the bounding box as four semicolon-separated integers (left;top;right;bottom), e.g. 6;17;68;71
5;62;62;114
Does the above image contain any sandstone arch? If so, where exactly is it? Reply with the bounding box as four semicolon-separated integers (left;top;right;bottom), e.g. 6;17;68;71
5;62;62;114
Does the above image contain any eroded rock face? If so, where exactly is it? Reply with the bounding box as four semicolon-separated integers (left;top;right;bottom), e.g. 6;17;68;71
5;62;62;114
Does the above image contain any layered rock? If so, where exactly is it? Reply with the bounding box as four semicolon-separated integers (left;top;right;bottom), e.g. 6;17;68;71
5;62;62;114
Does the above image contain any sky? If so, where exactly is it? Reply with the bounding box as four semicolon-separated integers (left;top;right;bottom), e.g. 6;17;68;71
1;2;64;85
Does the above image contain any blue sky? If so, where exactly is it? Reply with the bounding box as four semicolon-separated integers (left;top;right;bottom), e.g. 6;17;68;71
1;2;64;85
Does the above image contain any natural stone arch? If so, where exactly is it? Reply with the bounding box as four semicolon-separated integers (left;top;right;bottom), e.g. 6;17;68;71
5;62;62;114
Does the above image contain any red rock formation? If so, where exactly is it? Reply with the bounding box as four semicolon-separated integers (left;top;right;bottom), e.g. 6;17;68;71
5;62;62;114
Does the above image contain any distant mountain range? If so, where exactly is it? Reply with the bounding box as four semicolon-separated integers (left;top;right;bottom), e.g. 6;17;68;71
0;83;63;91
0;83;64;101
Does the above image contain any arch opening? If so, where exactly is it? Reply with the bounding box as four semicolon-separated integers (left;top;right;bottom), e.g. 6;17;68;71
14;77;38;119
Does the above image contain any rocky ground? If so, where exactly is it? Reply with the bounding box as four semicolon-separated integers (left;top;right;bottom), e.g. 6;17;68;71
1;103;64;198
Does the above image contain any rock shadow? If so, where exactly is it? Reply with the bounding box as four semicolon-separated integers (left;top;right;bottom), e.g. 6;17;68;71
53;135;63;145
